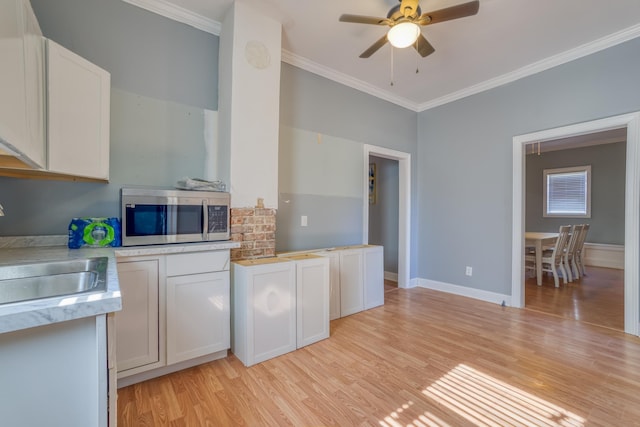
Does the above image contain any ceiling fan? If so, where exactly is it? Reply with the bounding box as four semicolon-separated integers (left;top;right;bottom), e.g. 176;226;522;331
339;0;480;58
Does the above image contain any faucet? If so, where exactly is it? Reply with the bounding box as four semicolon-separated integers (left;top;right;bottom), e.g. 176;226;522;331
0;203;4;216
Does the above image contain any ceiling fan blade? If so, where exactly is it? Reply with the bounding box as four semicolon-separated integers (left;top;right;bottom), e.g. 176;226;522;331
360;35;389;58
414;34;435;57
417;0;479;25
339;14;391;25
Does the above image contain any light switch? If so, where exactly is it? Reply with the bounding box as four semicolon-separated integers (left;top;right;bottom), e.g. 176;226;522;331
301;215;308;227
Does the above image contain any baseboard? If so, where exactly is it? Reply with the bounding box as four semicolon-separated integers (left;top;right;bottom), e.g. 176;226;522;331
584;243;624;269
384;271;398;282
408;277;420;288
417;278;512;307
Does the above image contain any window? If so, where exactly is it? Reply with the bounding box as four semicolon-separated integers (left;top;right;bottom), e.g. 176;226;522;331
543;166;591;217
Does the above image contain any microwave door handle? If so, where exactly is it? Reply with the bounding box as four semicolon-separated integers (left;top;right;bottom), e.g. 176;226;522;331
202;200;209;240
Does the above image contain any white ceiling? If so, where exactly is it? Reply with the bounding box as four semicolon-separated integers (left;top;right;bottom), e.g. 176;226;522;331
125;0;640;111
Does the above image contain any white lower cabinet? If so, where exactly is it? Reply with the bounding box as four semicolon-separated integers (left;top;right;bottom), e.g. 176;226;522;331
314;245;384;318
0;315;108;427
232;259;297;367
114;249;231;386
115;259;161;373
364;245;385;309
338;249;365;316
292;255;330;348
232;255;330;367
166;271;230;364
322;251;341;321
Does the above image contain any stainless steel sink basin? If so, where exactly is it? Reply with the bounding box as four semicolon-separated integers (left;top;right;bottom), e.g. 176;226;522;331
0;257;108;304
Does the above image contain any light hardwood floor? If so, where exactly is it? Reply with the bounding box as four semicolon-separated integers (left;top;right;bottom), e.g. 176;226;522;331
525;266;624;331
117;287;640;426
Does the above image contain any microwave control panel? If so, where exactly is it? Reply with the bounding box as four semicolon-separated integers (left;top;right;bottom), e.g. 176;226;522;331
208;205;228;232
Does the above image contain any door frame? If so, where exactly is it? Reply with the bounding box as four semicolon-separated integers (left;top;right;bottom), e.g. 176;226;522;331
511;112;640;335
363;145;411;289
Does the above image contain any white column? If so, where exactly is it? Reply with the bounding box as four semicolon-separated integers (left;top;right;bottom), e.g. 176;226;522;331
218;3;282;209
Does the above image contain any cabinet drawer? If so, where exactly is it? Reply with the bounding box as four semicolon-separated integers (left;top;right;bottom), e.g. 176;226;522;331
166;250;230;276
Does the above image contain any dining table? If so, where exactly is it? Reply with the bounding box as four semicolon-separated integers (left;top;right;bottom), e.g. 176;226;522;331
525;232;559;286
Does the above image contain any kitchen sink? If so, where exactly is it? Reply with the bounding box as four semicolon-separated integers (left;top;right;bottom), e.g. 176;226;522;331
0;257;108;305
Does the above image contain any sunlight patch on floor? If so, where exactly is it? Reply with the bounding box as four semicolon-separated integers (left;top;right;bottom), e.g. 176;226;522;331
422;364;585;426
379;364;585;427
379;401;453;427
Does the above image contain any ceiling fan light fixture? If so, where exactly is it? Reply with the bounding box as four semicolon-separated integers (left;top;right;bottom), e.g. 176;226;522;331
387;21;420;48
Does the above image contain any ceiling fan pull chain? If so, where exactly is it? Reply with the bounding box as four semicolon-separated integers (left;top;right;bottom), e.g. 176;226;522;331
415;38;420;74
390;47;395;86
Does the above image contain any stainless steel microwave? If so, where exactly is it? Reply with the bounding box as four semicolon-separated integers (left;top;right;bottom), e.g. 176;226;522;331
121;187;230;246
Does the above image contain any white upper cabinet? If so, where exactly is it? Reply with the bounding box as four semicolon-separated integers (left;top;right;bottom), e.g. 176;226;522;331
0;0;45;168
0;0;110;181
47;39;110;180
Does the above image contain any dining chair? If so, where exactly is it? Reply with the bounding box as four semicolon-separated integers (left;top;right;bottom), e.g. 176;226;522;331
525;225;572;287
574;224;590;276
564;224;585;282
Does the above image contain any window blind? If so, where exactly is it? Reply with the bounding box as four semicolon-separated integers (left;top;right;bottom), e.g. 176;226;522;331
546;170;587;215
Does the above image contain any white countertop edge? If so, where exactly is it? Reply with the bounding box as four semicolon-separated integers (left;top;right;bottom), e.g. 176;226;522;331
115;240;240;257
0;295;122;334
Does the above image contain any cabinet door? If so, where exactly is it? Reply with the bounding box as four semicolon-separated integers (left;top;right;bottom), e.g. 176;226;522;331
317;252;341;320
339;249;364;316
0;0;45;168
166;271;230;365
249;263;296;365
47;38;110;180
364;246;385;309
296;258;330;348
21;0;45;167
115;260;159;373
0;316;105;427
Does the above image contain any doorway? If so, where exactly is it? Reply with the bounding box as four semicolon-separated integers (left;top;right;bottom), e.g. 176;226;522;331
363;145;411;289
511;112;640;336
523;132;626;330
368;155;400;288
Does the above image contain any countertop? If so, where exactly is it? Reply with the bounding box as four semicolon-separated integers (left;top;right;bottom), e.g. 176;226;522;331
0;245;121;334
0;237;240;334
276;244;377;258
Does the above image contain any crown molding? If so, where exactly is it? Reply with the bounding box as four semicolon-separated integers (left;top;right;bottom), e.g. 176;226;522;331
122;0;221;35
416;23;640;112
281;50;420;111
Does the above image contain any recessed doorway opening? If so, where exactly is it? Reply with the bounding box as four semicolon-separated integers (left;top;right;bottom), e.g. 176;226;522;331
512;112;640;336
363;145;411;289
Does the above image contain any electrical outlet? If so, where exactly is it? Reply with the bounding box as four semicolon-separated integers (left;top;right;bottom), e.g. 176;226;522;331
301;215;308;227
465;266;473;276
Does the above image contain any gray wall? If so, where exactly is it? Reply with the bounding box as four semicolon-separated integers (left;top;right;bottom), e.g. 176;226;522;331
0;0;219;236
369;156;399;274
525;142;626;245
417;37;640;296
278;63;418;273
277;125;364;251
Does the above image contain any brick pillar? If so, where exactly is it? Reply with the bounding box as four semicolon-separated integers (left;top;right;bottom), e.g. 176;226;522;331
230;208;276;261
